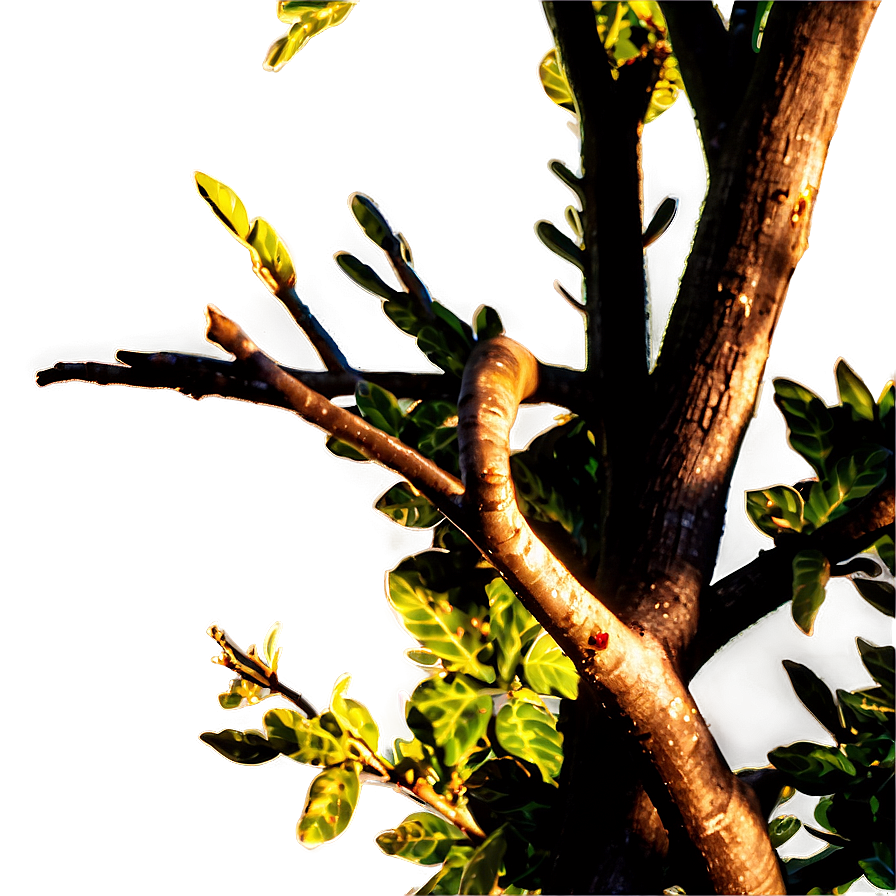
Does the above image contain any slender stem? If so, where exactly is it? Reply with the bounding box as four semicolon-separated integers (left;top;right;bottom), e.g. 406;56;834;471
276;284;358;375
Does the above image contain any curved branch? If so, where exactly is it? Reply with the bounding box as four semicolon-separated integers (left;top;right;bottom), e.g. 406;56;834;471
457;336;784;895
204;306;464;514
689;484;895;677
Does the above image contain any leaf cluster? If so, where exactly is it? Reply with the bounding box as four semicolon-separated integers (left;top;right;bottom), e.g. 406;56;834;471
745;362;894;633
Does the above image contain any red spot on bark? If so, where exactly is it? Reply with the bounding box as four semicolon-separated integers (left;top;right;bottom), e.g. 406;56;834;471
588;632;609;650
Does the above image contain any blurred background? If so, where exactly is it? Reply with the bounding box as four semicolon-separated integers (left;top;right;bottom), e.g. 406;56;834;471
2;3;893;893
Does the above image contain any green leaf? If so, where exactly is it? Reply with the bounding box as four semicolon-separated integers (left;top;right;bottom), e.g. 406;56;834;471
355;380;405;436
878;380;895;428
260;621;282;672
752;1;774;52
495;689;564;784
745;484;807;536
459;827;507;895
325;433;368;462
406;675;492;767
769;814;802;848
417;845;476;895
837;687;893;738
783;660;842;739
406;648;443;668
791;549;831;635
396;232;414;266
773;379;836;478
217;677;271;710
388;563;495;683
473;305;504;341
486;578;540;686
199;729;280;765
264;708;349;766
535;221;585;270
856;639;894;702
859;841;895;891
296;762;360;847
805;448;889;528
642;196;678;248
539;49;574;112
548;160;584;201
194;172;250;240
265;3;354;72
875;533;895;576
522;630;579;699
247;216;296;291
376;482;444;529
376;811;468;865
335;252;397;300
851;577;895;618
330;674;379;752
350;193;397;252
836;360;876;422
416;325;467;378
768;741;859;795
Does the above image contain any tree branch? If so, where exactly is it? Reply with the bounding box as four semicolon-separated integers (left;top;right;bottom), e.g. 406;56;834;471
689;484;895;677
204;306;465;513
660;2;728;166
457;336;784;896
275;284;358;375
36;351;589;412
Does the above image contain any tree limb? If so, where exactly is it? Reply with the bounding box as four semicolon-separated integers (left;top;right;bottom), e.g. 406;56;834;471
36;350;589;411
689;484;895;677
204;306;465;514
660;2;728;166
457;336;784;896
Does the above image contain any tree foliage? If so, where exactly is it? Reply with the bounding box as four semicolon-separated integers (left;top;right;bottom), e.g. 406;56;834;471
37;2;892;894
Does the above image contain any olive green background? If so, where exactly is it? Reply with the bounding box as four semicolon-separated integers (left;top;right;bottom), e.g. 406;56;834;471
4;3;892;893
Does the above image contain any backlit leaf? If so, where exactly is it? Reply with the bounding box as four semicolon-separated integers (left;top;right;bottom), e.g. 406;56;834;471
782;660;842;739
376;482;443;529
522;630;579;699
875;533;895;575
804;448;889;528
773;379;835;478
376;811;468;865
217;677;271;710
459;827;507;895
388;562;495;683
417;845;476;895
879;380;894;428
745;484;806;536
297;762;360;847
539;49;574;112
247;217;296;291
791;549;831;635
335;252;397;300
260;621;282;673
200;729;279;765
330;674;379;752
265;3;354;72
406;675;492;767
769;814;802;848
495;689;564;783
486;578;540;686
194;172;250;241
264;708;349;766
836;359;876;422
858;841;895;891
